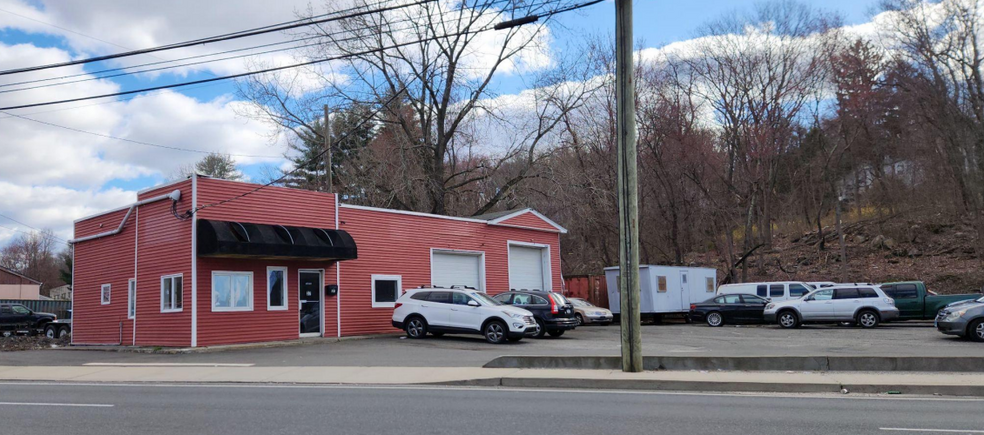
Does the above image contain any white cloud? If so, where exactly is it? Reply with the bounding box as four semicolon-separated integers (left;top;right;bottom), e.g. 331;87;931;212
0;182;136;245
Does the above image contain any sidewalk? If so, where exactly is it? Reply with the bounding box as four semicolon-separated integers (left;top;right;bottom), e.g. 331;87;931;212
2;365;984;396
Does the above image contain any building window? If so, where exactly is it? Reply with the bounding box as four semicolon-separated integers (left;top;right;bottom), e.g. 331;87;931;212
161;274;183;313
371;274;402;308
267;267;287;311
127;279;136;319
212;271;253;312
705;277;715;292
657;276;668;292
100;284;111;305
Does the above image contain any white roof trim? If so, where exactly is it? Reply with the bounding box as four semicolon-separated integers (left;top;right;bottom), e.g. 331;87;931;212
487;208;568;234
339;204;488;224
73;203;134;224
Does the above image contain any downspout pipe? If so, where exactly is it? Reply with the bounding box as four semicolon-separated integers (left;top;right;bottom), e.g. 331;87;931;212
69;190;181;244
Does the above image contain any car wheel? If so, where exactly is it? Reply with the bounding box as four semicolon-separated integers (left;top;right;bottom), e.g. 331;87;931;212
778;311;799;329
706;312;724;327
44;325;57;339
58;326;70;339
484;320;508;344
405;317;428;339
533;319;546;339
857;310;880;328
968;319;984;343
575;314;584;326
1;330;11;338
547;330;565;338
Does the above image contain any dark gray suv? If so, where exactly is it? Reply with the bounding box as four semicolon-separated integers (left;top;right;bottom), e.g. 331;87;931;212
936;296;984;342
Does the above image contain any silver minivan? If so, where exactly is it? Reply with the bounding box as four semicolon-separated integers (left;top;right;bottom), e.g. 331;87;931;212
763;285;901;328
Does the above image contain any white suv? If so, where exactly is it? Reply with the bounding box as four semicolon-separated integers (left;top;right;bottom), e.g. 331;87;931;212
764;285;900;328
391;288;537;344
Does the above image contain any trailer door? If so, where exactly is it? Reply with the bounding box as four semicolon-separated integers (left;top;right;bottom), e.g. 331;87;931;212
678;270;689;310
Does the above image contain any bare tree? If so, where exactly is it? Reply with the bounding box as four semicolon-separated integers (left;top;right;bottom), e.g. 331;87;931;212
0;229;65;294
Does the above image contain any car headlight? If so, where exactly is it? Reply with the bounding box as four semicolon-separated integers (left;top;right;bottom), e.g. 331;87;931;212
765;304;775;310
503;311;524;319
944;309;967;321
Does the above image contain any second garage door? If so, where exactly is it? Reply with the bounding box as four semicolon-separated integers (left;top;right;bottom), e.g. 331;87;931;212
509;244;548;291
431;250;483;290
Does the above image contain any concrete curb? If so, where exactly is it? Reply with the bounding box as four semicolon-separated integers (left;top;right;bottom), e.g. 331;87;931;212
484;356;984;372
434;377;984;396
63;333;403;354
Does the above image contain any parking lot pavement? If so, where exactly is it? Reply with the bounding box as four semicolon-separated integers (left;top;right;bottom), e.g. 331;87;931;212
2;322;982;367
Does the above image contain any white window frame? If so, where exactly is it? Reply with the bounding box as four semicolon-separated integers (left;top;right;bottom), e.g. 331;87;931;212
266;266;288;311
127;278;136;319
100;284;111;305
160;274;184;313
506;241;552;292
211;271;254;312
371;274;402;308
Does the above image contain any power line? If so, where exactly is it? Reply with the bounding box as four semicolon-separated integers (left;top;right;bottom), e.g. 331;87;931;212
185;0;605;214
0;213;69;243
0;110;284;159
0;0;593;112
0;0;438;77
0;0;528;93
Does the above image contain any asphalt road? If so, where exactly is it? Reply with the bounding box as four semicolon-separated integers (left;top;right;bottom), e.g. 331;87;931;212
4;323;983;367
0;383;981;435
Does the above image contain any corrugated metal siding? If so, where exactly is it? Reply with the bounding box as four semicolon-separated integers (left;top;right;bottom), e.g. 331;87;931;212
338;206;562;336
0;300;71;319
73;208;134;345
133;180;193;347
196;258;339;346
496;211;560;232
563;275;609;308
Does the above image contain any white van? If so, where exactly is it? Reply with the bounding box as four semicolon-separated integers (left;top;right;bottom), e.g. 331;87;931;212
716;281;813;302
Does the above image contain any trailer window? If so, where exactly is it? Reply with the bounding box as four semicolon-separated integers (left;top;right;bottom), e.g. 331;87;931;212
161;274;184;313
657;276;668;292
756;285;768;297
706;277;715;292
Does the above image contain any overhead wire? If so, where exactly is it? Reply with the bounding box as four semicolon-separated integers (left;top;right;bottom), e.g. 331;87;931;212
0;0;439;77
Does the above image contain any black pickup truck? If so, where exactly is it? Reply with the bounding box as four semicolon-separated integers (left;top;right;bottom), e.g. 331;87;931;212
0;303;57;336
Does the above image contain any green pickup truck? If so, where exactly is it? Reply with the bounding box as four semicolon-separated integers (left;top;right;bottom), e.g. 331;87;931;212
879;281;981;320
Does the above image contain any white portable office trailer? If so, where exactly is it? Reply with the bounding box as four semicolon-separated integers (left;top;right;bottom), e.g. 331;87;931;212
604;265;718;318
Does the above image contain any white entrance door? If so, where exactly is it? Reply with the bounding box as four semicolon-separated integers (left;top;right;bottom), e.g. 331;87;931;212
431;251;483;290
509;244;547;291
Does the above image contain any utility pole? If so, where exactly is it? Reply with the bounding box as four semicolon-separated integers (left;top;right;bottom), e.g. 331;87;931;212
323;104;333;193
835;190;847;282
615;0;642;373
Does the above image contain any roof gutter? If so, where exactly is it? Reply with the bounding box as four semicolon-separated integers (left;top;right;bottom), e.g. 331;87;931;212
69;190;181;244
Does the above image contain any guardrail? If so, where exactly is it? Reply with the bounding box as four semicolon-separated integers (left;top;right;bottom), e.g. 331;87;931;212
0;299;71;319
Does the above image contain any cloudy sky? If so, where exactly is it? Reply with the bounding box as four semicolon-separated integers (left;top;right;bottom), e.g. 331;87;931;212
0;0;879;247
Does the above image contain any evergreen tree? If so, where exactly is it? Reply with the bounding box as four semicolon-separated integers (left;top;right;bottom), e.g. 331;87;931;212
284;103;376;193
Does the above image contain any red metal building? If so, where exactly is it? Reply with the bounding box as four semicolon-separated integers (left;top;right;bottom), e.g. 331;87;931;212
71;175;566;347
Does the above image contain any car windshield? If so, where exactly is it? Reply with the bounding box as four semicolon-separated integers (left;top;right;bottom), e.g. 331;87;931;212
470;292;502;306
551;293;570;304
571;299;593;307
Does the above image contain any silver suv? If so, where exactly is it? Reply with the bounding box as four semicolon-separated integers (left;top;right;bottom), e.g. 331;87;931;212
764;285;900;328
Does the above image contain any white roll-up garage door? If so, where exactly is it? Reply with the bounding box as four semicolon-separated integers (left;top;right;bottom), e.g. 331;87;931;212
431;251;483;290
509;245;547;291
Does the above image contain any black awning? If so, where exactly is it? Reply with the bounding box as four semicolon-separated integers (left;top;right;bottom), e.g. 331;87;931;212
197;219;357;261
